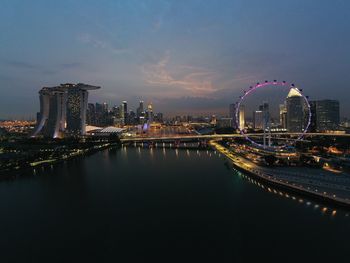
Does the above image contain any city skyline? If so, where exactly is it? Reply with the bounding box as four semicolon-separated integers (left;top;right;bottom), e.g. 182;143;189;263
1;2;350;261
1;0;350;118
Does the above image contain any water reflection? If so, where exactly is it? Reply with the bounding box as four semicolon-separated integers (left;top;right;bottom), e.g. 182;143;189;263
2;146;350;263
116;145;350;219
233;167;348;218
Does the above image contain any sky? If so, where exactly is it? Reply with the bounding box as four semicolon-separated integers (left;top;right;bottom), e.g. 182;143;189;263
1;0;350;119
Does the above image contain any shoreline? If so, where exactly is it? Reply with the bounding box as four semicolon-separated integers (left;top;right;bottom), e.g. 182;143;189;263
210;140;350;210
0;142;121;180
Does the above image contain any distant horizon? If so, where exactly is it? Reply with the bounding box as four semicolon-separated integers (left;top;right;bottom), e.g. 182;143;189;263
0;96;347;122
1;79;348;121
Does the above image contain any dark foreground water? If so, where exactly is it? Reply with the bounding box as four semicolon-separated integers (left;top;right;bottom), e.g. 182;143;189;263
0;147;349;262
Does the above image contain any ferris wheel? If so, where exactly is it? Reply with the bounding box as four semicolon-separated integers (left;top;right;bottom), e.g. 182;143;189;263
234;80;312;149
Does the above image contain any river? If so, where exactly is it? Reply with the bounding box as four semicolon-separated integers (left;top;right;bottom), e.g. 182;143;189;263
0;147;349;262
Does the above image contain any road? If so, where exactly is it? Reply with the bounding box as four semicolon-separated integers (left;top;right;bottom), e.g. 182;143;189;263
121;131;350;142
210;140;350;206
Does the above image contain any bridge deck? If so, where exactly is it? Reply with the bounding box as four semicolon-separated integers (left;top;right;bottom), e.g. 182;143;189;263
121;132;350;142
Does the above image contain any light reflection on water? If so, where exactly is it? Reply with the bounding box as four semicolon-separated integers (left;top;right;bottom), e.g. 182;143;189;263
3;146;346;262
233;166;348;218
124;144;349;218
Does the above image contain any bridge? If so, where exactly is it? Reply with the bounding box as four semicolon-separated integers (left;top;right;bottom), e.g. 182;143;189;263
121;132;350;143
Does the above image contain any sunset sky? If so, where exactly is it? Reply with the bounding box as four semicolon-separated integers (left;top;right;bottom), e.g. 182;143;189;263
1;0;350;118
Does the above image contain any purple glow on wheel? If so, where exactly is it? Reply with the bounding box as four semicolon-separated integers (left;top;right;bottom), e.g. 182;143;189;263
235;81;312;150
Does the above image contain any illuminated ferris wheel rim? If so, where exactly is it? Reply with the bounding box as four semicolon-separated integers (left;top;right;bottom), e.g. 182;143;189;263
235;80;312;149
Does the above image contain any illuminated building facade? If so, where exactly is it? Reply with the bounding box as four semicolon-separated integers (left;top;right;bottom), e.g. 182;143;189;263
286;87;305;132
147;103;153;123
259;102;270;130
32;83;100;138
279;104;287;129
122;101;128;124
239;104;245;130
253;110;263;130
229;103;237;128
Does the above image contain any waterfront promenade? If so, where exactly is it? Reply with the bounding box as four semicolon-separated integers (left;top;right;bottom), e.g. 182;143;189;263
210;140;350;208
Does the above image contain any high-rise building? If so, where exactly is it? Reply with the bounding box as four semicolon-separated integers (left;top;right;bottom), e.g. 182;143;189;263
112;106;120;118
147;103;153;123
87;103;96;125
32;83;100;138
279;104;287;129
102;102;108;113
258;102;270;130
238;105;245;130
311;100;340;131
66;87;87;135
229;103;237;128
137;100;144;118
253;110;263;130
119;103;125;125
309;101;317;132
95;103;104;126
129;110;136;125
286;87;305;132
34;87;67;138
122;101;128;124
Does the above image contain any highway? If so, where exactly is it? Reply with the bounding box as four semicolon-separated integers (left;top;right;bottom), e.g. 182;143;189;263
210;140;350;207
121;132;350;143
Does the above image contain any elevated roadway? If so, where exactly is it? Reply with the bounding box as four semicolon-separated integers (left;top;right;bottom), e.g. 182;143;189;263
121;132;350;143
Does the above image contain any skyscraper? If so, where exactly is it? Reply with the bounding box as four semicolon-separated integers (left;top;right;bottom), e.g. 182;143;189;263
137;100;144;118
311;100;340;131
122;101;128;124
87;103;96;125
309;101;317;132
95;103;105;126
259;102;270;130
286;87;305;132
147;103;153;123
66;86;87;135
119;103;125;125
253;110;263;130
102;102;109;113
279;104;287;129
229;103;238;129
32;83;100;138
36;87;66;138
112;106;120;118
238;105;245;130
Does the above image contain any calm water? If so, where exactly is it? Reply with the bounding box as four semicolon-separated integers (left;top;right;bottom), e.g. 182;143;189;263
0;147;349;262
